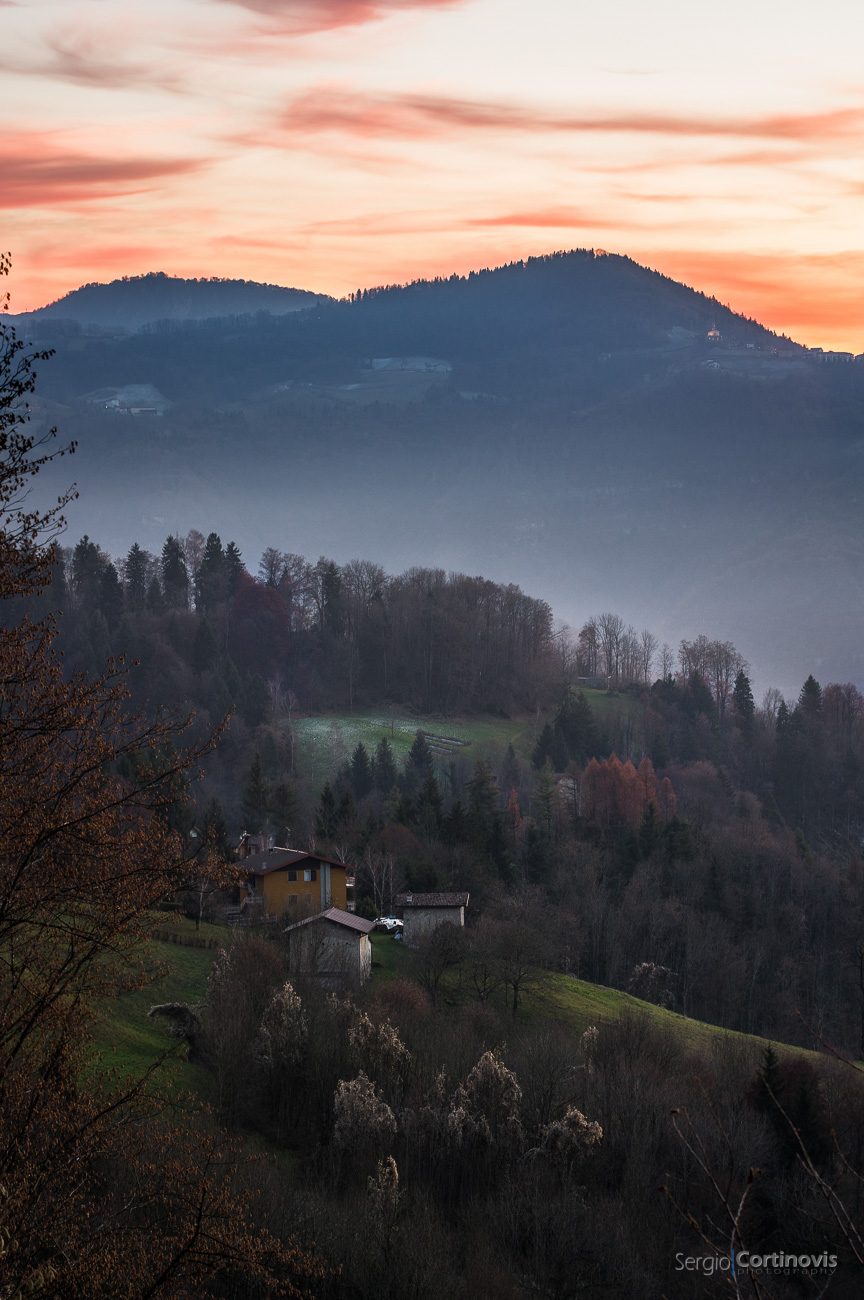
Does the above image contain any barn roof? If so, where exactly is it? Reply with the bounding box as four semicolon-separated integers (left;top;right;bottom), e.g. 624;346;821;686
283;907;374;936
395;892;469;908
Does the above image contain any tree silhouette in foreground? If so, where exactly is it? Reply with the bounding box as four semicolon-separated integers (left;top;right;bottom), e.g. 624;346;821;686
0;259;324;1296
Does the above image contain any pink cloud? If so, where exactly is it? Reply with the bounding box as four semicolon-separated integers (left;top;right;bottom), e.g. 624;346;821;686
0;134;206;208
462;208;614;229
215;0;465;34
281;88;864;145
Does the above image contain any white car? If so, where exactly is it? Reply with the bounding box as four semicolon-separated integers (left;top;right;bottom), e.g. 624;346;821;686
374;915;403;932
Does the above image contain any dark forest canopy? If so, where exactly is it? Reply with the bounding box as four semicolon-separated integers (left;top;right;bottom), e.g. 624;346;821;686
11;532;557;716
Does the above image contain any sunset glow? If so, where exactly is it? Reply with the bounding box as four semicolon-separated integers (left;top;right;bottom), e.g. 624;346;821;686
4;0;864;348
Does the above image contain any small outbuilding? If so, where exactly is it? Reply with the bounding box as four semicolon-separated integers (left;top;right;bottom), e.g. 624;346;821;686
395;892;469;948
283;906;374;987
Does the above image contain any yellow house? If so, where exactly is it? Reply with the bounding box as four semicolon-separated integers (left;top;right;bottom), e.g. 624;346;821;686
239;848;350;918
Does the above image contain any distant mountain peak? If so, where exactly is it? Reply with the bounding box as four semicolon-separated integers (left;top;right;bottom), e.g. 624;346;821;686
12;272;328;332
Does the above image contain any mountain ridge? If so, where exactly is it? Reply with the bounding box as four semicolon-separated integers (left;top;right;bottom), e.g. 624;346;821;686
15;248;864;695
9;270;328;333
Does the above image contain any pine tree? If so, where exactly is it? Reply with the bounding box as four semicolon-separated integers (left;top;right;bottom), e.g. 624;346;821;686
416;772;443;832
97;562;124;623
336;788;356;830
224;540;244;596
404;730;434;791
161;535;189;610
799;674;823;717
732;668;755;734
319;559;344;635
125;542;148;613
466;759;498;821
195;532;226;611
241;752;271;832
350;742;373;799
531;722;556;769
374;736;398;793
71;534;104;608
315;781;337;840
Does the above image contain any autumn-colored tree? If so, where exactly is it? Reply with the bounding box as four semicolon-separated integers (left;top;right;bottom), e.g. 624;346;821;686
0;271;323;1296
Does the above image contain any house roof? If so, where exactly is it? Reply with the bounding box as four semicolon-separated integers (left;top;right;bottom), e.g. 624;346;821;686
283;907;374;936
395;892;469;909
241;848;349;876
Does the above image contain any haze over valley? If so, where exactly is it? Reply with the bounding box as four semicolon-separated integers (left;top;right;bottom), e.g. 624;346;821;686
20;253;864;697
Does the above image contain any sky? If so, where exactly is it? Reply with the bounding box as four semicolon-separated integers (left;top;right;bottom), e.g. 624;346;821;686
4;0;864;350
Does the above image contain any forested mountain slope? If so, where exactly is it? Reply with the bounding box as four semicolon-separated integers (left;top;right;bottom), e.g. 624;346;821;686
17;249;864;694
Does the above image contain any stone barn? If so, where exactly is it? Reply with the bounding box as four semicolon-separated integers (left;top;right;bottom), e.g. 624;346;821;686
396;892;469;948
283;907;374;987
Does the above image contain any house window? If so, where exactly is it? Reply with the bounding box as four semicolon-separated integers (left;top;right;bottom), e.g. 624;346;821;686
288;895;297;907
304;868;316;882
304;893;312;905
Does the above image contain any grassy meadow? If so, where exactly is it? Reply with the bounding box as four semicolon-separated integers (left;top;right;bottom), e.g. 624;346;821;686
288;687;646;787
290;707;543;785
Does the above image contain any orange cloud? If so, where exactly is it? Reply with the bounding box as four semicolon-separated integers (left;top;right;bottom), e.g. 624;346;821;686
216;0;465;34
281;88;864;144
0;133;206;208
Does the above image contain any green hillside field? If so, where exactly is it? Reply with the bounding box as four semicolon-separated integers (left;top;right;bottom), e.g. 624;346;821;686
93;920;813;1112
288;689;643;786
290;708;541;786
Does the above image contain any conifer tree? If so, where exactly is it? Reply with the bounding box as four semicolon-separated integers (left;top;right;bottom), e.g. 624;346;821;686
224;539;244;596
350;741;373;799
195;532;226;611
532;722;556;770
799;673;823;717
404;729;434;791
71;534;103;607
161;534;189;609
374;736;398;793
316;781;337;840
125;541;148;612
97;561;124;623
732;667;755;734
416;772;443;832
241;752;271;832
